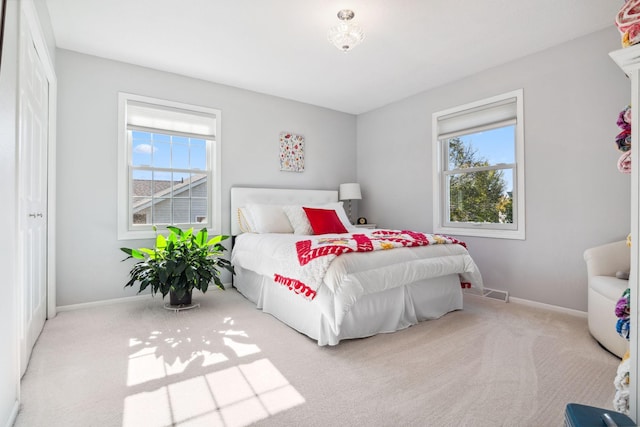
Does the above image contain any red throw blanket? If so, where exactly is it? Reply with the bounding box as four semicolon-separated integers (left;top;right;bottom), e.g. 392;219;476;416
274;230;466;300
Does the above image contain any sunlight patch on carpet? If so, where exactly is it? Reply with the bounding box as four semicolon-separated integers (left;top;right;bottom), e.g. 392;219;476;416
223;336;261;357
122;358;305;427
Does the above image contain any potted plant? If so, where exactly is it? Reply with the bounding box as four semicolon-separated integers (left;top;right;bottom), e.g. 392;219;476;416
120;226;234;306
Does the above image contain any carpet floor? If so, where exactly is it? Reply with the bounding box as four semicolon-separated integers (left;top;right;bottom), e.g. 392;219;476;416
15;289;620;427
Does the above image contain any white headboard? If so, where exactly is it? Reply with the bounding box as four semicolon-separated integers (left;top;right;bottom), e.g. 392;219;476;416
230;187;339;236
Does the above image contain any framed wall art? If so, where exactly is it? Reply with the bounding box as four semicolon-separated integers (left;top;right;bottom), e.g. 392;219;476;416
279;131;305;172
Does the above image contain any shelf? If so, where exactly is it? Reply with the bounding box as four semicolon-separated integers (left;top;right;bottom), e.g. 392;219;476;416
610;44;640;75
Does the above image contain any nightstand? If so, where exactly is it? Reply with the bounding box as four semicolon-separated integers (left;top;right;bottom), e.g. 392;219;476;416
354;223;376;229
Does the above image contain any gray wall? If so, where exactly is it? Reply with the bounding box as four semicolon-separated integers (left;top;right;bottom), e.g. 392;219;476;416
357;27;630;312
55;49;357;306
0;2;20;424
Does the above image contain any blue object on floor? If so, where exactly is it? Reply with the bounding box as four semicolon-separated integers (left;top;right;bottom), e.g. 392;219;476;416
565;403;635;427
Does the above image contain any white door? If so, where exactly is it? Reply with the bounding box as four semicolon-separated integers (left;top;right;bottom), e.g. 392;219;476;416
18;19;49;376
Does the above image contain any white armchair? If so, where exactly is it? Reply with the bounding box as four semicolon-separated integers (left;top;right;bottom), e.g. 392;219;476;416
584;241;630;358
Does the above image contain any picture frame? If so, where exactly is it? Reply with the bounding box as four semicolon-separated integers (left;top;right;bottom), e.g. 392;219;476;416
279;131;305;172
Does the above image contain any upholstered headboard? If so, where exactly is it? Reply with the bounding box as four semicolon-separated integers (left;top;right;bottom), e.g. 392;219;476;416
230;187;339;236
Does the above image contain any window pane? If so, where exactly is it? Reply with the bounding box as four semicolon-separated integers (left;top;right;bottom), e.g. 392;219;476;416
447;169;513;224
152;171;172;197
154;134;170;143
152;198;172;224
191;174;207;197
132;211;149;225
191;198;207;223
133;133;209;171
172;135;188;145
153;139;171;168
448;125;515;170
173;198;190;224
132;169;152;196
172;172;190;198
191;139;207;170
131;132;153;167
130;159;214;226
173;140;190;170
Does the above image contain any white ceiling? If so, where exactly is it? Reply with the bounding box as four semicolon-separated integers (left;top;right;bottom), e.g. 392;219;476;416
44;0;619;115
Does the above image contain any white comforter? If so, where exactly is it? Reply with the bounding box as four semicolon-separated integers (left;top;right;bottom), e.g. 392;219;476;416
231;230;483;330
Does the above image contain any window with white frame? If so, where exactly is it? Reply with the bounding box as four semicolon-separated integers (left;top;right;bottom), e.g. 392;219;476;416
432;89;525;240
118;93;222;240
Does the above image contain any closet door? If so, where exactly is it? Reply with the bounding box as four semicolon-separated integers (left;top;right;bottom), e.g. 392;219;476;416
18;13;49;376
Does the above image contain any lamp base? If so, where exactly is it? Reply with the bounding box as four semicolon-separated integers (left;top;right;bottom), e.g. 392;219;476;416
347;200;354;224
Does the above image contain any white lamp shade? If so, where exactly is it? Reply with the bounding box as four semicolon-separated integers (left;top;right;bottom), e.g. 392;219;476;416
339;183;362;200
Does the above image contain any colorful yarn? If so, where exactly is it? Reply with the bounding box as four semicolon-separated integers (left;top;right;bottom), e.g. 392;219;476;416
618;105;632;130
618;150;632;174
617;129;632;152
616;288;631;341
616;288;630;318
623;23;640;47
615;106;632;173
617;318;631;340
617;0;640;34
614;350;631;414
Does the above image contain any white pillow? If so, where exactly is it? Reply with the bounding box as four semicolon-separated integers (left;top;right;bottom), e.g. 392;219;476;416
244;204;293;234
282;205;314;234
237;207;256;233
283;202;355;234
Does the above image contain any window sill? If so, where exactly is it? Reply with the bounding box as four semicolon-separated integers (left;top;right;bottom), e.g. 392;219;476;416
117;224;217;241
434;225;525;240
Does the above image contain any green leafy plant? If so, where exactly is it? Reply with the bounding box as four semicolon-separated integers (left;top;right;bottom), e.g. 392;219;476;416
121;226;234;300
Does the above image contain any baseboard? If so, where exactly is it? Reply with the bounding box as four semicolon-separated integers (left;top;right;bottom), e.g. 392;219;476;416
56;283;234;312
464;287;509;302
5;399;19;427
56;293;153;312
508;296;587;318
463;290;588;318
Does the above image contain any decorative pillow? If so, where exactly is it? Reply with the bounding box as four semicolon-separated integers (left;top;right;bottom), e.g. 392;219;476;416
284;202;354;234
282;205;314;235
303;207;349;235
237;207;256;233
322;202;354;231
244;204;293;233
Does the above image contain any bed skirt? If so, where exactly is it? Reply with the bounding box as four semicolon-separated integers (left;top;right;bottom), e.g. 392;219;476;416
233;266;463;345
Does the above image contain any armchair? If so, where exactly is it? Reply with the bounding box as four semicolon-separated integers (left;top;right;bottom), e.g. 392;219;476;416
584;240;630;358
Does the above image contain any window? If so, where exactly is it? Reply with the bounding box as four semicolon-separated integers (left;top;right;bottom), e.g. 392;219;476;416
432;89;525;240
118;93;222;240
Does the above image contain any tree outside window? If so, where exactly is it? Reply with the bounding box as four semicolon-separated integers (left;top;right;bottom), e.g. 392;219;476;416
446;135;513;225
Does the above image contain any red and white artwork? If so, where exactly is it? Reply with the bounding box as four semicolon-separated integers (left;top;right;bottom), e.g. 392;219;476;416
279;132;305;172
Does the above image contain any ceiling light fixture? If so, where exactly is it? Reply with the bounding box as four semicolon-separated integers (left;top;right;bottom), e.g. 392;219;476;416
327;9;365;52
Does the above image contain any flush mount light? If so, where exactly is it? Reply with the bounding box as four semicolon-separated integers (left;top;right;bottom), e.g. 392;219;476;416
327;9;365;52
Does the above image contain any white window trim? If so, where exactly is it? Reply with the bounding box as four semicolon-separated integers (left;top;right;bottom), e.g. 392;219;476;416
117;93;222;240
432;89;525;240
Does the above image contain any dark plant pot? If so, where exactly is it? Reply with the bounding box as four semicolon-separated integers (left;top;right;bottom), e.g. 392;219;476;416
169;290;192;306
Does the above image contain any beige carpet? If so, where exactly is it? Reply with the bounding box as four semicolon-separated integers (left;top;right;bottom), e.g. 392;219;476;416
15;289;620;427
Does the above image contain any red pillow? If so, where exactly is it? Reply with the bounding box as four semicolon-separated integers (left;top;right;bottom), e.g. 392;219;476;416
302;207;348;235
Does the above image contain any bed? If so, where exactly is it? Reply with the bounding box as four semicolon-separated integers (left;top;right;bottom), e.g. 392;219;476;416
230;187;483;346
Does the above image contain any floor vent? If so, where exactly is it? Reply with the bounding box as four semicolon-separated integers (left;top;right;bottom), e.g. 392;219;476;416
464;287;509;303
